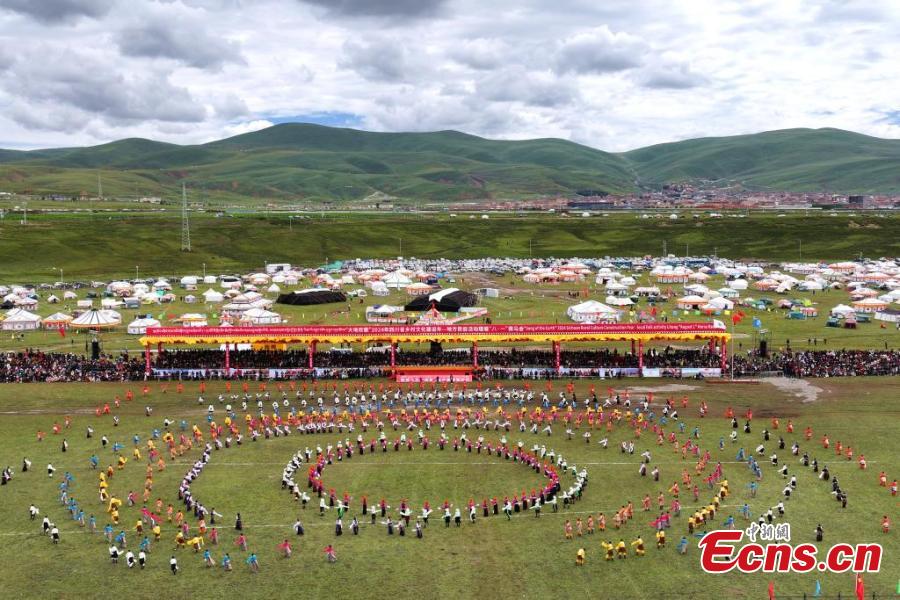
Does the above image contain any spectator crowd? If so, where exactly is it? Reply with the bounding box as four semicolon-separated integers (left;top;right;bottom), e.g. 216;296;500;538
3;346;899;382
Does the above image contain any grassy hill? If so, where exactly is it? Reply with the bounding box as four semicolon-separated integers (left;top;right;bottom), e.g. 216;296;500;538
0;125;899;203
622;127;900;193
0;124;636;203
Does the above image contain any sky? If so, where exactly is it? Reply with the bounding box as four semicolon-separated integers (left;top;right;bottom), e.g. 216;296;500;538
0;0;898;151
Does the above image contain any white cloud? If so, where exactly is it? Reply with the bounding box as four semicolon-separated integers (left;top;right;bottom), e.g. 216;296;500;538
0;0;898;151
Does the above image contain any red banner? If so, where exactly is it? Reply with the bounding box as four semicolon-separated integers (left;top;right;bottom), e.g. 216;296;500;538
145;322;726;339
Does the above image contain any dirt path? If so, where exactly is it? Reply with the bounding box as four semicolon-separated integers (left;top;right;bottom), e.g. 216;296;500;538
763;378;824;403
610;384;699;393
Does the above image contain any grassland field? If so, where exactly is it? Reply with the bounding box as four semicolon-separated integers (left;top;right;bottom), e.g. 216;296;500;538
0;378;896;600
0;212;897;283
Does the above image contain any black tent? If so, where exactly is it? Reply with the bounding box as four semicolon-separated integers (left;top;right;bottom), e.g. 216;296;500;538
405;288;478;312
277;289;347;306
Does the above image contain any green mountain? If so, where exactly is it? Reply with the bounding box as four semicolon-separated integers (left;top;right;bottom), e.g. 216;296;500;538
0;124;635;203
0;124;898;203
622;127;900;193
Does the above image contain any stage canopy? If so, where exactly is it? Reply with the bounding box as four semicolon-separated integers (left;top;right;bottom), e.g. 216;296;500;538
141;321;729;347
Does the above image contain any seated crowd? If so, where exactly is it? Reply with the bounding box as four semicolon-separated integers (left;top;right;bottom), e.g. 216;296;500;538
2;347;898;382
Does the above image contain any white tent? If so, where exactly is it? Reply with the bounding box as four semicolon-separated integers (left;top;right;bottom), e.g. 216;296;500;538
63;291;78;300
15;296;38;308
43;312;74;328
240;308;282;325
1;308;41;331
874;309;900;323
852;297;889;313
383;271;412;289
127;317;161;335
705;297;734;311
605;295;634;307
267;284;281;293
727;279;749;290
676;295;706;309
70;309;120;329
202;289;225;303
566;300;620;323
370;281;390;296
830;304;855;317
718;287;740;298
176;313;208;327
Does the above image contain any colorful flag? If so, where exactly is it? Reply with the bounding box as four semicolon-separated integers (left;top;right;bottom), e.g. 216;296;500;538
768;581;774;600
855;574;864;600
814;580;821;597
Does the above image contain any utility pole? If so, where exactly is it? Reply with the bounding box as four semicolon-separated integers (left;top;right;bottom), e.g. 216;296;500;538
23;202;27;225
662;240;667;256
399;237;402;257
181;183;191;252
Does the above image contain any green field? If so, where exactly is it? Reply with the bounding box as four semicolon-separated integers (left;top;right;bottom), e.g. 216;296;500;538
3;125;900;204
0;378;896;599
0;212;897;284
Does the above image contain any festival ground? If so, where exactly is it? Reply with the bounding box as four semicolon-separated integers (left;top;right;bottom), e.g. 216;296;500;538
0;378;896;599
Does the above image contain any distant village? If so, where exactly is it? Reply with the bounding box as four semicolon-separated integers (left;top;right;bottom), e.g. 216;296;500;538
439;185;900;213
2;182;899;214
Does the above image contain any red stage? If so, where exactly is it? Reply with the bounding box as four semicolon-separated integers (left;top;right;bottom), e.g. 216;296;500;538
393;366;474;383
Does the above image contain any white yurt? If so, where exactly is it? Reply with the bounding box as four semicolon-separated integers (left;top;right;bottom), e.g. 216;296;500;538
202;289;225;303
1;308;41;331
127;317;162;335
43;312;74;329
566;300;620;323
15;296;39;309
605;295;634;307
177;313;208;327
718;287;740;299
830;304;855;317
240;308;282;325
705;297;735;311
370;281;390;296
70;309;120;329
676;295;707;310
63;291;78;300
180;276;198;289
383;271;412;289
852;297;889;313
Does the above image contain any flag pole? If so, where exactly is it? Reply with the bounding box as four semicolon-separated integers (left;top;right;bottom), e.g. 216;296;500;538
730;317;735;381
